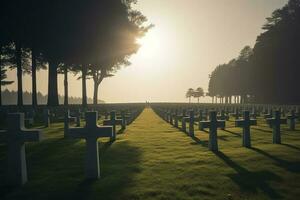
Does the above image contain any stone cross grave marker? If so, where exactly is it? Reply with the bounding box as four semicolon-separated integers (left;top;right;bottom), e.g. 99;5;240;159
180;109;187;132
64;110;70;138
235;111;257;148
208;111;219;151
264;107;273;119
218;110;229;121
198;110;203;121
266;111;287;144
232;108;240;120
5;113;43;185
251;107;257;119
121;110;127;130
287;110;297;131
25;109;35;127
169;110;174;125
199;111;226;151
76;109;81;127
103;111;122;140
43;109;51;127
68;111;113;179
174;109;179;128
199;114;225;131
182;110;195;137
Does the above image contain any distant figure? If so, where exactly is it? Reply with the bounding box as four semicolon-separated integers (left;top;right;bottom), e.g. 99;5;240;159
146;101;150;108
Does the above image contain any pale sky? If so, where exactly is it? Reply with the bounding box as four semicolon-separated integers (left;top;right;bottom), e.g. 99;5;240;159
5;0;288;103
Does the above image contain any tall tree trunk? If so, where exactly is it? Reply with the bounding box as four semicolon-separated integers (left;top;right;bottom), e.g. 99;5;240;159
31;48;37;107
47;61;59;106
82;66;87;107
16;41;23;106
93;80;99;105
198;97;199;103
64;68;68;106
0;57;2;106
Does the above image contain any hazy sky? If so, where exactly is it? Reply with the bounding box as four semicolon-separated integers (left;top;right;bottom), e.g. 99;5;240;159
5;0;288;103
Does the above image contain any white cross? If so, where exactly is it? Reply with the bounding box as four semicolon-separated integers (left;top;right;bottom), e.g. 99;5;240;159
103;111;122;140
68;111;113;179
235;111;257;148
5;113;43;185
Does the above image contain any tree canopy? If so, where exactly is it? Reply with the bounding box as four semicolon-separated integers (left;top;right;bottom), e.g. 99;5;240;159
0;0;151;106
208;0;300;104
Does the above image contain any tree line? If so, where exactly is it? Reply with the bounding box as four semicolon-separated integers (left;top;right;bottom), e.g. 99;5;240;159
0;89;100;105
208;0;300;105
185;87;204;103
0;0;151;107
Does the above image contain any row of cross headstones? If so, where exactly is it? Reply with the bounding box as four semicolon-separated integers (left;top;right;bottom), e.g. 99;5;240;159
153;106;298;152
0;107;143;186
151;103;299;120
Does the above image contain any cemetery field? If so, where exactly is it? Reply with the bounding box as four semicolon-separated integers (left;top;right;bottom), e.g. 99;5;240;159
1;108;300;200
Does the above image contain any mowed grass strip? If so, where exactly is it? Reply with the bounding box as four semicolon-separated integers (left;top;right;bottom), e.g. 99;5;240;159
0;108;300;200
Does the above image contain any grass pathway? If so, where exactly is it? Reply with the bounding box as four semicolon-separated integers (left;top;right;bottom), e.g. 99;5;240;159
1;108;300;200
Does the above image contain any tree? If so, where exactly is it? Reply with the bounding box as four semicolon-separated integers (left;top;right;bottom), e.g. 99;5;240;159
58;63;71;106
207;0;300;104
0;68;14;105
193;87;204;103
186;88;194;103
74;0;151;105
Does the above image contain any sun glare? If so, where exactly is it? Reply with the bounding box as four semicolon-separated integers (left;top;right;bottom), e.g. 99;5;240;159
137;29;163;59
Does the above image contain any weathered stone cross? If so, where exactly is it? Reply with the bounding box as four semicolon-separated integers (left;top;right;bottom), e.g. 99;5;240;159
5;113;43;185
174;109;179;128
182;110;195;137
103;111;122;140
68;111;113;179
199;113;225;131
199;111;225;151
287;110;297;131
235;111;257;148
43;109;50;127
121;110;127;130
180;109;187;132
266;111;287;144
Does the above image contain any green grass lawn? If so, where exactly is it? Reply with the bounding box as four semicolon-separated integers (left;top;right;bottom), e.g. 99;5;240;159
1;108;300;200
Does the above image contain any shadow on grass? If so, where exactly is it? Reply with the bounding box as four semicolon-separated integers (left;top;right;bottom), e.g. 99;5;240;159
250;147;300;173
252;127;272;133
218;135;230;141
223;129;241;137
117;128;126;135
191;136;208;148
214;151;282;199
200;129;209;133
0;135;142;200
281;143;300;151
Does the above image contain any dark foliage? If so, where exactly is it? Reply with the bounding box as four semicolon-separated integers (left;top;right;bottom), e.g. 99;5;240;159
208;0;300;104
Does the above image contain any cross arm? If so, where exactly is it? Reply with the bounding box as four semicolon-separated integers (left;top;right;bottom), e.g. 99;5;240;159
280;119;287;124
235;120;245;127
217;120;226;128
287;115;297;120
199;121;210;129
115;119;123;125
183;117;191;122
266;118;274;125
95;126;113;138
103;120;111;126
250;119;257;126
22;129;43;142
68;127;86;139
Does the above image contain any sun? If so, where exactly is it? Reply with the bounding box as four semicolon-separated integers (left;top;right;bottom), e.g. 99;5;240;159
137;29;163;59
